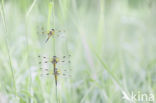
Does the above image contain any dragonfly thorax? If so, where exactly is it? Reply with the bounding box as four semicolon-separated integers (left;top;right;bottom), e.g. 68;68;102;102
48;29;55;35
51;56;59;64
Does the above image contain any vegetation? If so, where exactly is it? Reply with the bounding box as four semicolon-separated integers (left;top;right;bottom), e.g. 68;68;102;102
0;0;155;103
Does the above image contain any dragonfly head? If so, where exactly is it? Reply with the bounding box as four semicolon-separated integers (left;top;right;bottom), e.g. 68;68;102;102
51;29;55;33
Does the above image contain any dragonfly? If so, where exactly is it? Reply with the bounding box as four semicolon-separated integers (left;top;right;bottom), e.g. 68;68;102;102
38;55;71;83
37;27;65;43
38;55;71;99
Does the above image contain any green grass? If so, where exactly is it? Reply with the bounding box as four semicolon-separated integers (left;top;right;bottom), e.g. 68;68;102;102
0;0;156;103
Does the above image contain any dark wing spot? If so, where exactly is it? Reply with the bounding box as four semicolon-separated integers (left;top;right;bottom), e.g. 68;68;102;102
63;74;66;76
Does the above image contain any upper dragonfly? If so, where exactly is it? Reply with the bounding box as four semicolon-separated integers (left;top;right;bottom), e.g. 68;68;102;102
39;27;65;43
45;29;55;43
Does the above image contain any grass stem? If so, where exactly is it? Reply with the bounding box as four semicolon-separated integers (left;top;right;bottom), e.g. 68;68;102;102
5;40;17;98
26;0;37;17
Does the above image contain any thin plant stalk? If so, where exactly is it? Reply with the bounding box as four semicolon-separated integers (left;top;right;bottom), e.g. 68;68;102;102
47;1;58;103
26;0;37;17
1;0;17;99
47;1;53;30
1;0;7;32
25;13;33;103
5;40;17;98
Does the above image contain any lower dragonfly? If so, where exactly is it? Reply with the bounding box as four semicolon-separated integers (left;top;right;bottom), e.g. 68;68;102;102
38;55;71;83
38;55;71;102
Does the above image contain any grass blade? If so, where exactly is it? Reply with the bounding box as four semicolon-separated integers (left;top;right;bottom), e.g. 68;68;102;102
26;0;37;17
5;40;17;98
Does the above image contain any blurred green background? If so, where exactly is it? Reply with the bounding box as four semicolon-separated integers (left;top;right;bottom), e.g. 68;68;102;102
0;0;156;103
